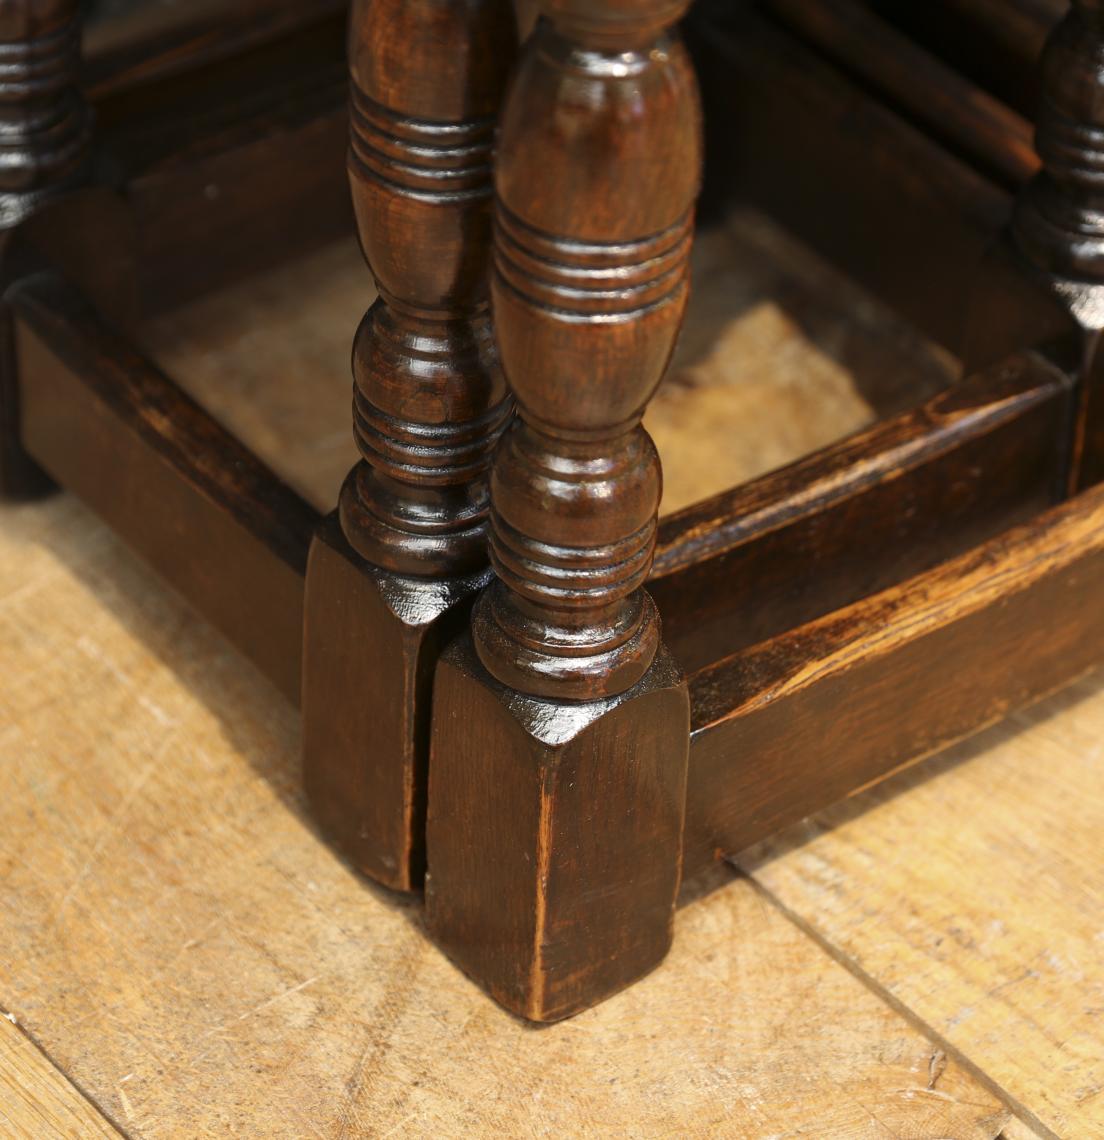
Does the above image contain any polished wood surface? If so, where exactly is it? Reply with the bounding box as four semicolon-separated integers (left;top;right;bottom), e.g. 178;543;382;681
1;0;1102;1028
11;273;314;704
338;0;514;577
427;0;700;1020
473;3;700;700
687;468;1104;875
301;0;517;892
0;0;90;499
1010;0;1104;495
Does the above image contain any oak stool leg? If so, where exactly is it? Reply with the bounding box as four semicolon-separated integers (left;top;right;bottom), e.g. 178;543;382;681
425;0;702;1021
970;0;1104;494
302;1;518;892
0;0;90;499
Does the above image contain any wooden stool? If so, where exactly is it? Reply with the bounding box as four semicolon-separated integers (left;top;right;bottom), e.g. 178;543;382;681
4;0;1102;1021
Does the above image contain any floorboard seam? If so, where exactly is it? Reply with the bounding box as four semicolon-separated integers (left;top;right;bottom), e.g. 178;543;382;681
733;867;1059;1140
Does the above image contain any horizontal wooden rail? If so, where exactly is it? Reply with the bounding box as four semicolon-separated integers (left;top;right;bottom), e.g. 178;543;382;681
92;12;351;315
766;0;1038;190
84;0;349;100
683;477;1104;875
11;274;317;703
867;0;1059;118
10;276;1074;708
654;352;1069;672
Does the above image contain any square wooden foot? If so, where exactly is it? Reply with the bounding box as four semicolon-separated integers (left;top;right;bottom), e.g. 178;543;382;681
302;513;489;892
425;634;691;1022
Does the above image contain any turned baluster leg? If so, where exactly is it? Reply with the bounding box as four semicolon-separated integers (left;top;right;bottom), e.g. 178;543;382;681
1010;0;1104;492
425;0;702;1021
970;1;1104;494
302;1;518;891
0;0;90;498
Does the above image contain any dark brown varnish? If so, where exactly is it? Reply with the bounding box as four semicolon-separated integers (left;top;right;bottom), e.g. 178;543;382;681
652;352;1069;673
684;478;1104;875
301;0;517;893
0;0;91;499
426;0;700;1022
12;273;314;703
1008;0;1104;495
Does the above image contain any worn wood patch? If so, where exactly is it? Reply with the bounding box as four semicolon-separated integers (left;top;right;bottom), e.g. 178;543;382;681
142;209;953;520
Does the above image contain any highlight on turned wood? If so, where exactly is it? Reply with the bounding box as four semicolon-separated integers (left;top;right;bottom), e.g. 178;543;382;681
471;0;701;702
426;0;701;1022
1013;0;1104;280
338;0;516;576
1004;0;1104;493
0;0;90;209
0;0;91;499
301;0;518;892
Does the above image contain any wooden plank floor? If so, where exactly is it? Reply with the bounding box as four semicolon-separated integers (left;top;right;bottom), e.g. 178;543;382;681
742;678;1104;1139
1;214;1094;1136
0;497;1027;1137
0;1016;120;1138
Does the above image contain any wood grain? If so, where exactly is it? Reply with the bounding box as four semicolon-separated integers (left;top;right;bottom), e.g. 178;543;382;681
12;273;316;704
684;479;1104;876
140;210;953;521
0;491;1024;1133
0;1016;120;1139
743;668;1104;1138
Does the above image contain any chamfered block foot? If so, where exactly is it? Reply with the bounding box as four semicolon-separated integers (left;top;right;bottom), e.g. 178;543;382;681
425;634;691;1022
302;513;490;892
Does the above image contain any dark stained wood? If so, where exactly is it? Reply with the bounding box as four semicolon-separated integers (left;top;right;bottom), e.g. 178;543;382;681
302;0;518;893
303;517;487;889
95;12;352;315
1013;0;1104;284
0;0;91;499
82;0;348;100
11;272;317;703
651;352;1071;672
687;0;1017;353
337;0;515;576
766;0;1038;191
427;637;689;1023
683;476;1104;878
1001;1;1104;496
0;0;91;201
868;0;1061;119
427;0;698;1022
473;3;701;700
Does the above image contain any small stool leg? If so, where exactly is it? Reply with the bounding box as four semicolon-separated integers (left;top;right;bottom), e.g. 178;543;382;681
426;0;702;1021
0;0;90;499
302;0;518;891
969;1;1104;494
1010;0;1104;493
